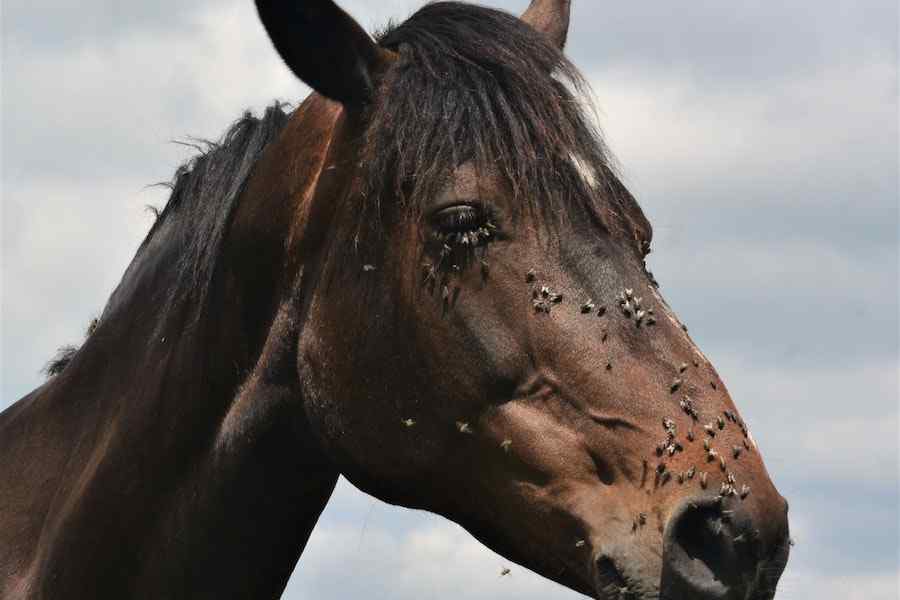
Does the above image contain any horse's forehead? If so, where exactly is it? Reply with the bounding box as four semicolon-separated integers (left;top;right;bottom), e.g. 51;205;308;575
439;162;592;202
446;158;600;197
452;163;500;193
398;152;648;246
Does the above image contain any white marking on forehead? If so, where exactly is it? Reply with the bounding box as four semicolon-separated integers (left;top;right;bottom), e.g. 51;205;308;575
569;153;599;190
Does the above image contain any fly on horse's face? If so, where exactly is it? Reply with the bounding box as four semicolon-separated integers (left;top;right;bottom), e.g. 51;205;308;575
257;1;790;598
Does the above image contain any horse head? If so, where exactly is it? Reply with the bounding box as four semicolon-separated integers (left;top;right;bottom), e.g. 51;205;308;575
253;1;791;598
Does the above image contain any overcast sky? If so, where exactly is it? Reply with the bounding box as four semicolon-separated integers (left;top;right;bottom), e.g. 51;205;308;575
2;1;898;598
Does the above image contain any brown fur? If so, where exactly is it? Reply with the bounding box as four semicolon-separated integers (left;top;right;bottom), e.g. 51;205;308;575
0;3;789;599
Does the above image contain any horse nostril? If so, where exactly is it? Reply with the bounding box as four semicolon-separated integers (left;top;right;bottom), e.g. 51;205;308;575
661;500;759;599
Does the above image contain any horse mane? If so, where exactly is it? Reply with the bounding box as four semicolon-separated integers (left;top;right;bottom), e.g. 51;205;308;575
44;345;80;377
149;103;292;314
363;1;632;232
43;319;98;377
43;105;291;377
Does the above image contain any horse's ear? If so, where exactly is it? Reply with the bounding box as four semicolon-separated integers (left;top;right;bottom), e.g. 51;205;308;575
521;0;572;49
255;0;392;107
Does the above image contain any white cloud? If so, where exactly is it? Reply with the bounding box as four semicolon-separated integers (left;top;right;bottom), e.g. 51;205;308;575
710;353;898;483
285;482;580;600
592;57;897;222
4;0;303;185
776;569;899;600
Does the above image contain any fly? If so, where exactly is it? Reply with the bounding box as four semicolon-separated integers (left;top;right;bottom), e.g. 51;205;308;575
456;421;473;434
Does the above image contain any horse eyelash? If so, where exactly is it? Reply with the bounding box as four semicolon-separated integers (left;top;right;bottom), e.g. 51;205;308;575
433;206;484;233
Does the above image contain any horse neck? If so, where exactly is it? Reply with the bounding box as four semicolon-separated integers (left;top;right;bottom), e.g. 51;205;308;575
16;96;346;599
82;94;343;452
139;95;350;597
128;95;347;592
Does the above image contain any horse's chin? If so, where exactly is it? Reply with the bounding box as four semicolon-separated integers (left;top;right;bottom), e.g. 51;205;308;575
593;555;635;598
591;555;660;600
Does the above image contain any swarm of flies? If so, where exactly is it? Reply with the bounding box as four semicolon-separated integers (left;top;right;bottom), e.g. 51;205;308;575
615;288;656;328
533;285;564;314
680;397;699;421
422;221;496;302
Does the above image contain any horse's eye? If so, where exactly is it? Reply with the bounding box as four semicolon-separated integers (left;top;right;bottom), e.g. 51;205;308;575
432;204;484;233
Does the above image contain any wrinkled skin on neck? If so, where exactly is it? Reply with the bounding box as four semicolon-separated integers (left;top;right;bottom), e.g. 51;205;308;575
295;147;789;599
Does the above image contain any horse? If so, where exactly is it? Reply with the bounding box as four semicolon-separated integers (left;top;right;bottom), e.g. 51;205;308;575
0;1;791;598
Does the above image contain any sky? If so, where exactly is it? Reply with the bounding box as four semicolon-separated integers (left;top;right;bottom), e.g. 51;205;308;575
2;1;898;599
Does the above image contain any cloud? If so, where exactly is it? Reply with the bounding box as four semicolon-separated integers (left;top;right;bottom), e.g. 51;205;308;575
284;480;581;600
770;569;898;600
590;56;898;372
567;0;897;88
3;1;303;186
719;357;898;481
2;0;210;50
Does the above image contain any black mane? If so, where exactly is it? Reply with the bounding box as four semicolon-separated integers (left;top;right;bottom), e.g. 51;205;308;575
146;103;291;315
43;106;290;377
364;2;630;230
43;319;98;378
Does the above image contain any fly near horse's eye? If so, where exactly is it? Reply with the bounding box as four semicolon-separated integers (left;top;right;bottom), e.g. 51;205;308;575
432;204;485;234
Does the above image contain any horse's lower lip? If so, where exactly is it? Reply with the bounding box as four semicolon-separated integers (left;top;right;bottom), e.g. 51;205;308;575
593;555;631;598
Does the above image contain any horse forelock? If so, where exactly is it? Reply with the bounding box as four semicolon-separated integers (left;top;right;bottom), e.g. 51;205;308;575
127;1;650;313
357;1;641;240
